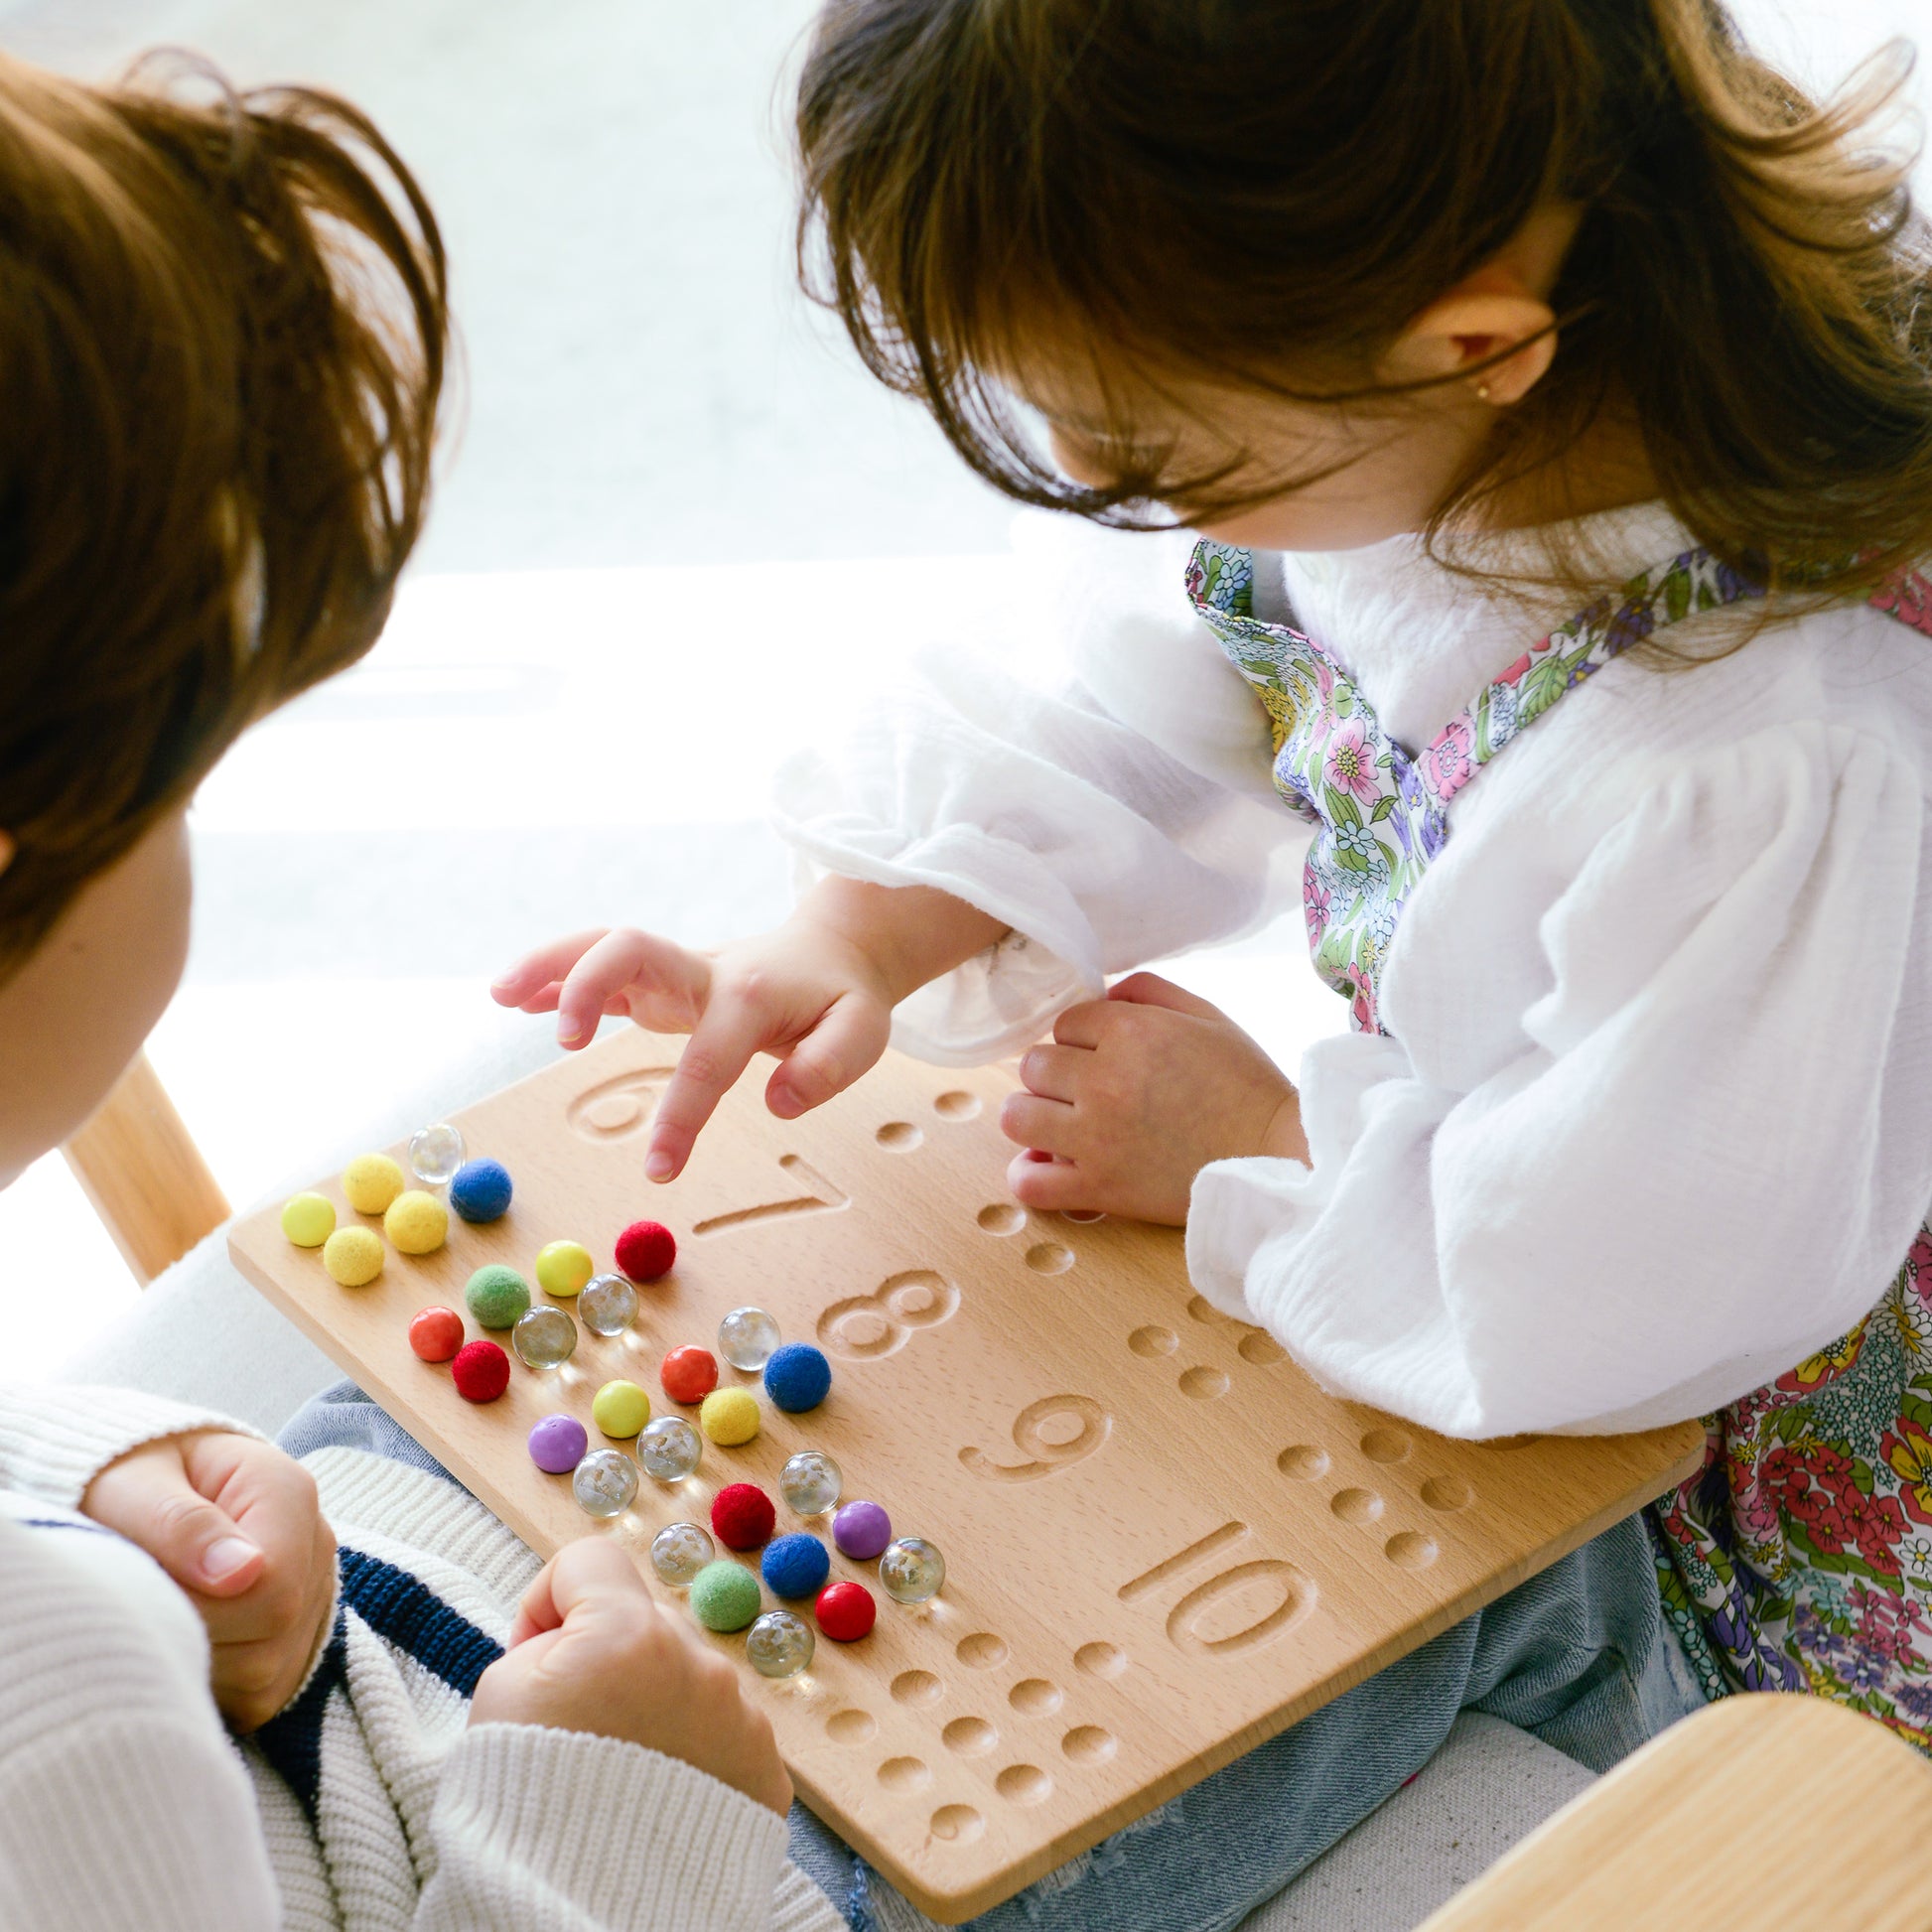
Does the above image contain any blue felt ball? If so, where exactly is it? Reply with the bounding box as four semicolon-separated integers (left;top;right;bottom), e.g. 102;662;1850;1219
762;1341;832;1414
449;1158;513;1224
761;1533;831;1599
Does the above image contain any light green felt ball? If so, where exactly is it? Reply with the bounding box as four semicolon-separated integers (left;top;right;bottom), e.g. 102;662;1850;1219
281;1192;336;1248
465;1265;531;1330
689;1561;761;1632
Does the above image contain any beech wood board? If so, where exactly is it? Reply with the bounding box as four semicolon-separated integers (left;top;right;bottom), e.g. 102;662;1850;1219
228;1029;1704;1922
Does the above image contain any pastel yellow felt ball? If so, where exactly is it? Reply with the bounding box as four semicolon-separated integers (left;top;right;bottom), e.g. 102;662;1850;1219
281;1192;336;1248
343;1153;407;1216
535;1240;595;1299
384;1189;449;1256
323;1225;385;1287
592;1379;652;1439
699;1387;760;1448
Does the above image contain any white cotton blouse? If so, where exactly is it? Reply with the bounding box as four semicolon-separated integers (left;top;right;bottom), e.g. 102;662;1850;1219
770;503;1932;1440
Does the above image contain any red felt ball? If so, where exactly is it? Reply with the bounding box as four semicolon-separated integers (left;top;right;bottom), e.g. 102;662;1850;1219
409;1306;464;1363
660;1344;719;1405
451;1339;510;1404
615;1219;677;1282
710;1481;776;1552
814;1580;877;1642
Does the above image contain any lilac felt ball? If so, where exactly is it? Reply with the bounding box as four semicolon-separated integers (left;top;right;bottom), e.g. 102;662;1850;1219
529;1414;589;1474
833;1499;893;1561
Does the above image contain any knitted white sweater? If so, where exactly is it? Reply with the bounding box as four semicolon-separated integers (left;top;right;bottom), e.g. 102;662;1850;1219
0;1383;845;1932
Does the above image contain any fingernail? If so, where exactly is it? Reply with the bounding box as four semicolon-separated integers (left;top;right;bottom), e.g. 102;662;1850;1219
559;1019;583;1044
645;1151;673;1181
203;1536;260;1584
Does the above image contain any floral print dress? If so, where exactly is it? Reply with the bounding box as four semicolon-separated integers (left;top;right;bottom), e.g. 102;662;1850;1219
1185;538;1932;1744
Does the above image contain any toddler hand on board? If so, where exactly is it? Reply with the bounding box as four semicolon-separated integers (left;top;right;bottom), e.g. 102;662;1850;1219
1003;973;1307;1225
81;1429;338;1732
471;1538;793;1815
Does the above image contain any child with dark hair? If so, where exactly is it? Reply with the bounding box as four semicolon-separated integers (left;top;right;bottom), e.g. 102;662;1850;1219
0;48;844;1931
496;0;1932;1922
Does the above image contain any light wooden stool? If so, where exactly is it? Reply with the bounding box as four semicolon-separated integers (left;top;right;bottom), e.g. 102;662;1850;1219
1418;1694;1932;1932
62;1051;229;1283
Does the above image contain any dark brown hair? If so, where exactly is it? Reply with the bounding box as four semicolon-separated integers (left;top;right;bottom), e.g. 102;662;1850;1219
797;0;1932;595
0;52;448;980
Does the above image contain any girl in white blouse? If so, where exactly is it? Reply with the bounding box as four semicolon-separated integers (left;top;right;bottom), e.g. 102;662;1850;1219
499;0;1932;1798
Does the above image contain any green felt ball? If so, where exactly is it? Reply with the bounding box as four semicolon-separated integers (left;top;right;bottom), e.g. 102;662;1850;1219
465;1264;531;1330
689;1560;761;1632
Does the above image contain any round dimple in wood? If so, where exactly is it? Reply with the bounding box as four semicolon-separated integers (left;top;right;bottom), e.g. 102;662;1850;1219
1361;1428;1413;1463
1074;1642;1127;1679
879;1756;931;1791
958;1632;1010;1670
943;1717;999;1756
978;1203;1025;1235
1179;1366;1230;1400
893;1670;944;1708
877;1122;923;1151
1385;1532;1439;1570
997;1764;1053;1806
1278;1444;1330;1480
933;1090;981;1120
1062;1725;1118;1764
1238;1331;1287;1366
931;1804;986;1845
1010;1678;1063;1716
1129;1325;1178;1358
1331;1487;1384;1523
827;1709;878;1744
1026;1242;1074;1275
1422;1474;1474;1510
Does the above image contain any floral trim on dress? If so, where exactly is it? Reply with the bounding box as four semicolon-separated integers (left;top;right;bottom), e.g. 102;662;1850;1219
1186;534;1932;1748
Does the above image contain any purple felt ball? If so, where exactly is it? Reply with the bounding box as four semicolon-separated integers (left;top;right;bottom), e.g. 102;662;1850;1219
529;1413;589;1474
833;1499;893;1561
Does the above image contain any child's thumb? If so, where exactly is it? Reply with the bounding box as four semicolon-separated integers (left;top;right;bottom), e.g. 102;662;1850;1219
89;1453;265;1597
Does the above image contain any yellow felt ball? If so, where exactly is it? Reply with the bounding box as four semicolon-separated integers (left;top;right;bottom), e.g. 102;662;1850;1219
343;1153;407;1216
535;1240;595;1298
699;1387;760;1448
281;1192;336;1248
323;1225;385;1287
592;1380;651;1439
384;1189;449;1256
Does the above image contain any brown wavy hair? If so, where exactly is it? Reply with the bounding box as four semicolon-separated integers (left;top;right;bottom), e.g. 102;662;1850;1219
0;52;448;981
796;0;1932;598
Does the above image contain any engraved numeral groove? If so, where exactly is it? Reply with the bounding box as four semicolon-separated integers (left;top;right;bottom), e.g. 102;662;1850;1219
691;1155;849;1236
960;1394;1111;1482
1119;1521;1315;1656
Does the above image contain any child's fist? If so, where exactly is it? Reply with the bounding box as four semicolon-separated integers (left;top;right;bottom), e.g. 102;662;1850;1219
470;1539;792;1816
81;1430;338;1732
1002;972;1309;1223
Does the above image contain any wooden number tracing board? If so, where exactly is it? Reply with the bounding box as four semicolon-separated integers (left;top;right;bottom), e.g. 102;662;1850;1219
228;1029;1703;1923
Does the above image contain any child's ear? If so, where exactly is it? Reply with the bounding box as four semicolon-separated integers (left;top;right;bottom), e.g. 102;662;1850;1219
1382;281;1559;407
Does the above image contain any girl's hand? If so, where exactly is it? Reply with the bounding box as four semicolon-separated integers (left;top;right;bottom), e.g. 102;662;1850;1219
492;880;1007;1181
470;1540;792;1816
1001;972;1309;1224
82;1430;338;1733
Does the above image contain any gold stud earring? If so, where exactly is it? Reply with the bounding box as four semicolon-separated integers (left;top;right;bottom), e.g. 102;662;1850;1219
1475;382;1493;402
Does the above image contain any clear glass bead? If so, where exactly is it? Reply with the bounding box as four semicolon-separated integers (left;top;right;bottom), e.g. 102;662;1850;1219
571;1449;637;1518
650;1520;714;1587
778;1449;842;1516
406;1122;466;1186
636;1415;703;1482
578;1273;637;1336
879;1536;946;1603
511;1305;577;1369
718;1306;781;1371
747;1609;815;1679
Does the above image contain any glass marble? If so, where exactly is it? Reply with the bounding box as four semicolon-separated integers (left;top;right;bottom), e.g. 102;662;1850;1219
572;1449;638;1518
636;1415;703;1482
747;1609;815;1680
778;1450;842;1517
512;1305;577;1369
578;1273;637;1337
650;1520;715;1587
718;1306;781;1372
406;1122;466;1186
879;1536;946;1604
